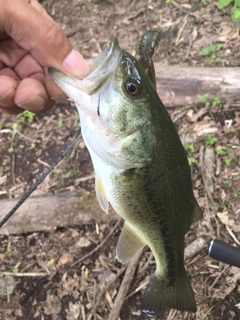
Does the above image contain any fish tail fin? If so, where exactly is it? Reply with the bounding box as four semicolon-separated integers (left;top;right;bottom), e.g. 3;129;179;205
142;270;196;317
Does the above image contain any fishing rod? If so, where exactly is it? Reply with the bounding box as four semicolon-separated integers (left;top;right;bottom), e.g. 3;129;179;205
207;239;240;268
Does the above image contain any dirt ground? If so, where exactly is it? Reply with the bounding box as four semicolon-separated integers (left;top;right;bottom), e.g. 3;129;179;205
0;0;240;319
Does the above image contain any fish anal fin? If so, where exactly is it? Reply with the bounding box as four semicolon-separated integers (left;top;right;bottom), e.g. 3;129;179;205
192;200;203;224
142;270;196;317
95;175;108;213
116;222;146;264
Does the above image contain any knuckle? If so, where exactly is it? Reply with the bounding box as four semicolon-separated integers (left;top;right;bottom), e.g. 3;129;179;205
43;22;66;51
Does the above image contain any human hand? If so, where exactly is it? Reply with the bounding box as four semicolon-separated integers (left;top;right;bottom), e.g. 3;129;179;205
0;0;90;114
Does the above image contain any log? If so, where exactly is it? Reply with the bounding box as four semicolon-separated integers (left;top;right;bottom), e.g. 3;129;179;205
155;65;240;107
0;191;118;235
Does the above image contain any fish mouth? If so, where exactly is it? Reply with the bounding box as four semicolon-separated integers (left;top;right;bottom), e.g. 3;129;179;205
48;37;122;96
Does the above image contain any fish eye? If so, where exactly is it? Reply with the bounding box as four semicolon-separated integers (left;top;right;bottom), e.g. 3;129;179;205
125;80;141;96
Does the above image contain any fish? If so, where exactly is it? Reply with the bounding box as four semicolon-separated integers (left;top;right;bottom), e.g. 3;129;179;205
49;30;202;318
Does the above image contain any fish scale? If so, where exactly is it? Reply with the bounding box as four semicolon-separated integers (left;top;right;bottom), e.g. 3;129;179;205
49;30;203;318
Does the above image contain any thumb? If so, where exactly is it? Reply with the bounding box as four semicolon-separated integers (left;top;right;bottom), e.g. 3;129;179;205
0;0;90;78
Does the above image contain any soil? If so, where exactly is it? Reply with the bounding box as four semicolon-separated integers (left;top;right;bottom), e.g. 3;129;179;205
0;0;240;319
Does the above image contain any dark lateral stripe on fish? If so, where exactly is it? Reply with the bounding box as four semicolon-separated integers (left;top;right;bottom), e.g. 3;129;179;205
144;188;178;281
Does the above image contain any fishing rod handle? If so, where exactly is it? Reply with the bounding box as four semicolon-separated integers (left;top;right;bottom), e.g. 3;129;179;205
207;239;240;268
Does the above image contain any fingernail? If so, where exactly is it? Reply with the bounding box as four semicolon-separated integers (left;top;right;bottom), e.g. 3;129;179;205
63;49;90;78
0;88;14;101
17;95;47;111
51;93;68;101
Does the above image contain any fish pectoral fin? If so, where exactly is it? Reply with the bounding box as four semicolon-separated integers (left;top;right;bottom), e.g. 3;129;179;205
95;175;109;213
191;199;203;224
116;222;146;264
142;270;196;317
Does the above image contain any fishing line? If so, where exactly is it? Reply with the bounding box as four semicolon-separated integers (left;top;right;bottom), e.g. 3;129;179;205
0;132;82;228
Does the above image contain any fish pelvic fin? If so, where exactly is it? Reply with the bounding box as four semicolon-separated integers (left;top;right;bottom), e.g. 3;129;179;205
191;199;203;224
95;175;109;213
116;222;146;264
142;270;196;317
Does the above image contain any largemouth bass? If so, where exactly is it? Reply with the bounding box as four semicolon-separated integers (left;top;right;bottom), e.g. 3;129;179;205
49;30;202;317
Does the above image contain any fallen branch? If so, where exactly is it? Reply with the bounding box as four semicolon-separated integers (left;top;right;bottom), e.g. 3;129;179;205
108;250;142;320
91;267;126;317
0;191;118;235
184;237;207;261
155;65;240;108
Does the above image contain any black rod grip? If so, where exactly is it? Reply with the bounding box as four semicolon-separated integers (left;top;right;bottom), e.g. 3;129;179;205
207;239;240;268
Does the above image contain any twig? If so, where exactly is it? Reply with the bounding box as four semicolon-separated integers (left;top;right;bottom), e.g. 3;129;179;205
74;173;95;186
175;18;188;46
91;267;126;316
126;7;144;21
126;278;148;300
199;145;215;204
70;218;122;267
0;272;48;277
15;129;36;143
137;252;153;277
108;250;142;320
209;265;229;293
205;193;215;238
37;158;51;168
226;225;240;246
11;154;15;185
172;110;188;124
166;309;177;320
81;304;86;320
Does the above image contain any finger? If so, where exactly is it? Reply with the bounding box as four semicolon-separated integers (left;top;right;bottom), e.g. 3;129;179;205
0;38;27;68
15;61;68;101
0;87;16;108
0;73;19;107
43;72;68;101
0;105;23;115
28;0;51;19
14;78;54;113
14;53;43;78
0;67;20;79
0;0;90;78
0;32;10;41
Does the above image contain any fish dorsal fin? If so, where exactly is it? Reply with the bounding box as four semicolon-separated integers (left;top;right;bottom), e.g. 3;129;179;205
192;199;203;224
116;222;146;264
95;175;108;213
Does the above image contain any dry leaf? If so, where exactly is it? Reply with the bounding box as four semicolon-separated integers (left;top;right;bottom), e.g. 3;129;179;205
0;274;16;297
76;237;91;248
66;302;81;320
217;211;229;225
44;294;61;315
